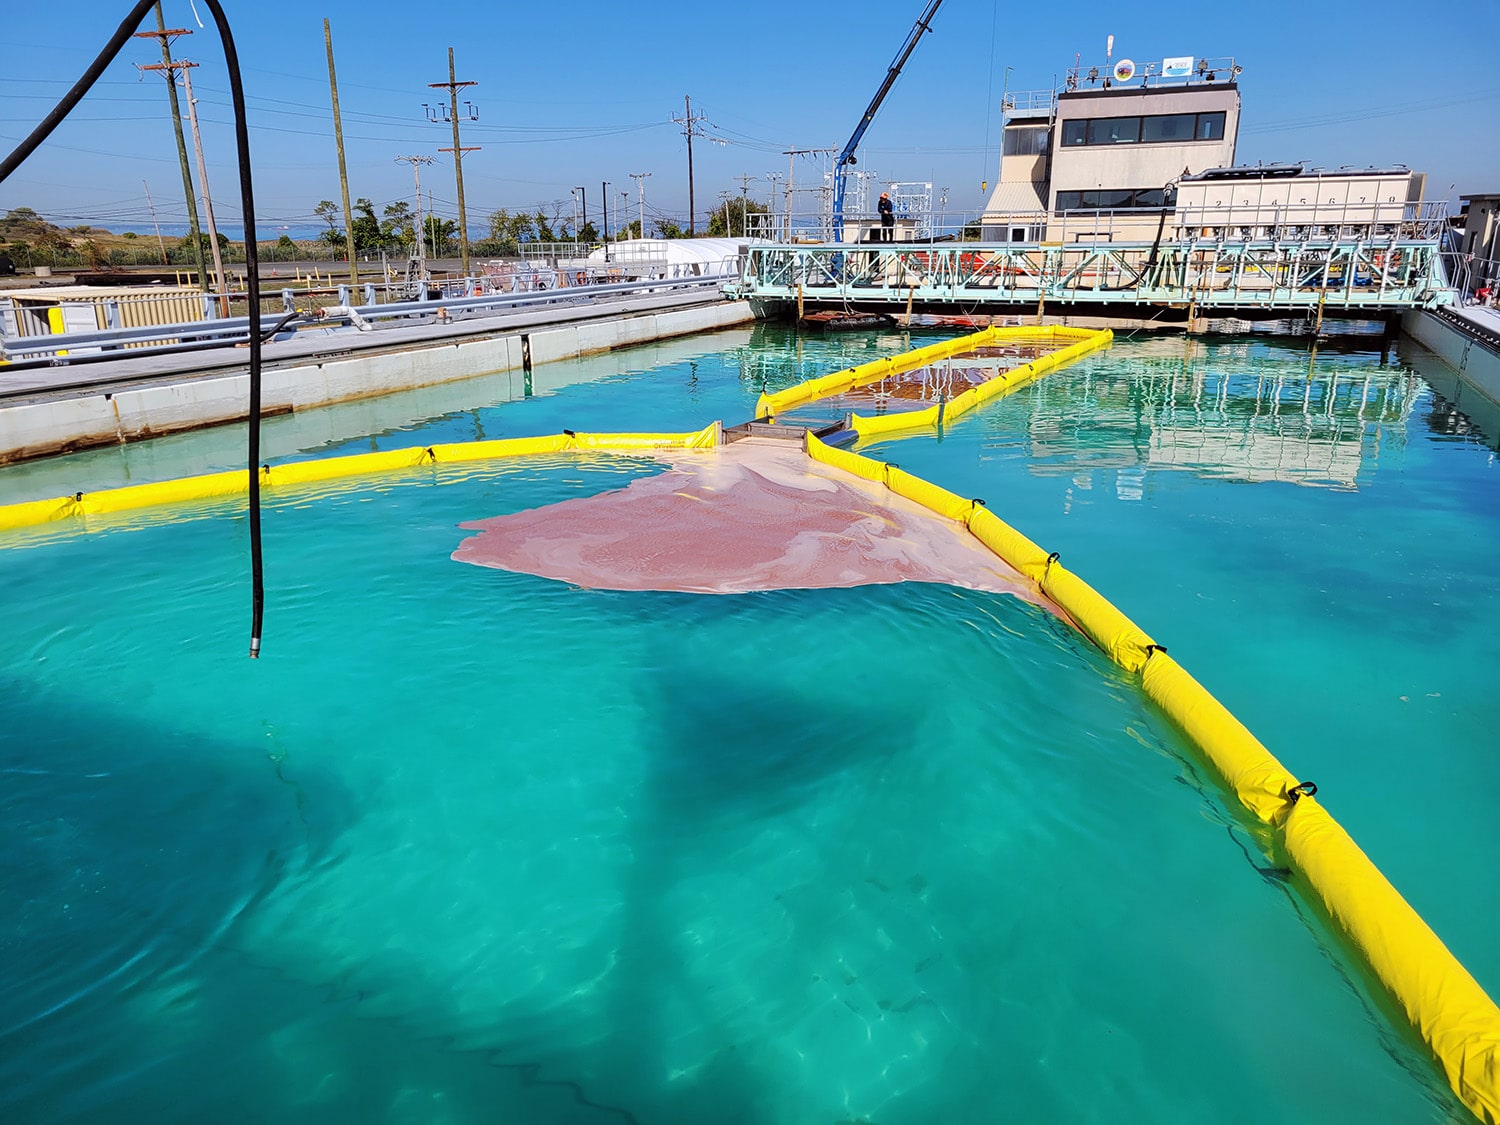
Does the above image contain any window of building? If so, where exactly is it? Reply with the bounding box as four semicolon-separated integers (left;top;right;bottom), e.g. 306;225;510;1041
1055;188;1176;211
1087;116;1140;145
1057;110;1229;148
1003;127;1051;157
1141;113;1197;143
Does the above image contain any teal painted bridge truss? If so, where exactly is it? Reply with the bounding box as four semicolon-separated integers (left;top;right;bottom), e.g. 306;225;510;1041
729;238;1452;315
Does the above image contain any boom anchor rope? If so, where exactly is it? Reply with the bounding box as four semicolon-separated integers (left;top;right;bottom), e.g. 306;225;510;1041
1287;780;1319;802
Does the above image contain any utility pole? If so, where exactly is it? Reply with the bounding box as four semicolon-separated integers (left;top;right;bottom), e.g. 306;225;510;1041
766;171;783;239
781;148;834;241
134;8;207;291
324;19;357;285
629;172;650;241
142;180;168;265
572;186;587;242
177;63;228;314
139;56;227;312
672;95;707;235
736;172;754;238
395;155;434;277
601;181;610;260
425;49;478;278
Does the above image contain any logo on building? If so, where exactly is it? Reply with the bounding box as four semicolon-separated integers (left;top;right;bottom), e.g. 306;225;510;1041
1161;56;1194;78
1112;59;1136;82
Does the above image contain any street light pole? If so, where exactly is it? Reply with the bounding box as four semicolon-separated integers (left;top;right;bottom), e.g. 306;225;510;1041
602;181;611;261
574;187;587;241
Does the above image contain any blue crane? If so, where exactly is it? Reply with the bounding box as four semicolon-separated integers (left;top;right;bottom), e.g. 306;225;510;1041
830;0;945;244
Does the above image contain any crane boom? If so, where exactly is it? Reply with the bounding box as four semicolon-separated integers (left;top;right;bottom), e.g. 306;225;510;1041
831;0;944;243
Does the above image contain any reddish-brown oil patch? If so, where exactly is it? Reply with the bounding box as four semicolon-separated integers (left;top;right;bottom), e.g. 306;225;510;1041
453;439;1052;609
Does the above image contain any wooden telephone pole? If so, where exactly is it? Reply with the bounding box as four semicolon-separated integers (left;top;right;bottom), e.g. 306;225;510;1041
134;7;208;291
672;96;707;234
137;56;228;312
324;19;358;285
426;49;478;278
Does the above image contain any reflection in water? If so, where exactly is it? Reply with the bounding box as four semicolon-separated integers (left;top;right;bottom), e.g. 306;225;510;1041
1005;339;1424;490
1414;347;1500;453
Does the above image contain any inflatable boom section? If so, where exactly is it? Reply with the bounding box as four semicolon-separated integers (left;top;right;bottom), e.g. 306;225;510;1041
753;324;1111;429
0;423;722;533
803;431;1500;1125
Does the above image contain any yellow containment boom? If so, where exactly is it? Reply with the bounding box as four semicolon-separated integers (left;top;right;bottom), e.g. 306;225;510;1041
850;326;1112;439
803;431;1500;1125
0;422;722;533
753;324;1110;426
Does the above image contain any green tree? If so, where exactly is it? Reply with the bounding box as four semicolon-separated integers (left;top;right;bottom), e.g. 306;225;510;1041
383;201;414;251
424;215;457;256
34;227;70;255
314;199;341;246
351;197;382;255
79;239;108;269
3;206;42;225
707;196;769;238
652;219;688;239
168;230;230;265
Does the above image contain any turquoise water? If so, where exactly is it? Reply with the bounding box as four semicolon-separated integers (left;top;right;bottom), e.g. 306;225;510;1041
1;325;1494;1123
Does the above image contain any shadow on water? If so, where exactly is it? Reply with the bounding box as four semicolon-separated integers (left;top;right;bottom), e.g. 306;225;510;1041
0;676;365;1120
589;627;923;1124
0;677;640;1123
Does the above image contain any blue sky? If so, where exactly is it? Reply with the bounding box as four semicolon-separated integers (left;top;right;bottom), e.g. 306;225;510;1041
1;0;1496;236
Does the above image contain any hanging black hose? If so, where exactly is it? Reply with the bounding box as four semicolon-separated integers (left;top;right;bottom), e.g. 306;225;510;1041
0;0;266;658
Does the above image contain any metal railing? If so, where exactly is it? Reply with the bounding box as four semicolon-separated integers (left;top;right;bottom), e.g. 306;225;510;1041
1065;55;1240;91
0;273;736;369
730;234;1452;313
1443;251;1500;299
1001;89;1057;114
516;241;600;262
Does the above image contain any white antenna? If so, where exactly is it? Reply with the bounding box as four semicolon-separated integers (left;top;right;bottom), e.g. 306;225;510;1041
1106;34;1114;61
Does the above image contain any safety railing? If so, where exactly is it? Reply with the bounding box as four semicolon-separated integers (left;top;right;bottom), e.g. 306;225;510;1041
0;273;737;368
1444;251;1500;301
732;236;1452;312
1001;89;1057;114
516;241;601;262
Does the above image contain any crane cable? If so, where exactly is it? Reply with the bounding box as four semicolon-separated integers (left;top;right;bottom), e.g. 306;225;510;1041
0;0;267;659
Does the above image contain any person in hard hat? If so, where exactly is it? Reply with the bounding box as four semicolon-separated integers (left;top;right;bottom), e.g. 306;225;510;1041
878;191;895;242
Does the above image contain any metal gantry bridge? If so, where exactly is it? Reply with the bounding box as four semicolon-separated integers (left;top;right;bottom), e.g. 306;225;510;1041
729;235;1452;320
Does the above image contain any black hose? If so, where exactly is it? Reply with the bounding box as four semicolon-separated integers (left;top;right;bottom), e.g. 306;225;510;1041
0;0;266;659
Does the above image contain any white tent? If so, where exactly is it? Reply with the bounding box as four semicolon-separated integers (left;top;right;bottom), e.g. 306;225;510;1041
587;237;773;278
